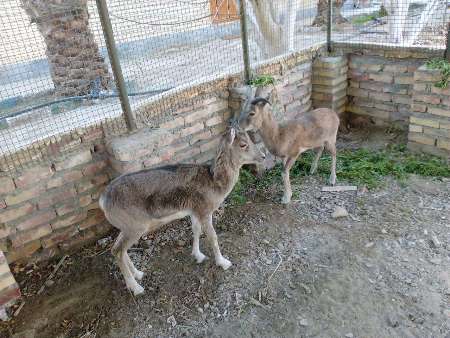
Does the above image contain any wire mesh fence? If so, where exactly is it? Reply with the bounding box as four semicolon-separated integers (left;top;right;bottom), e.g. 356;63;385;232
0;0;448;171
332;0;448;48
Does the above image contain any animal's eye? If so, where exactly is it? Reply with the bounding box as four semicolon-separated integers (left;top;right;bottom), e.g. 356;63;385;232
239;143;248;149
249;112;255;116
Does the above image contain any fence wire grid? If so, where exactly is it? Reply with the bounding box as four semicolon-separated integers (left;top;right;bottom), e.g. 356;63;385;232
0;0;448;171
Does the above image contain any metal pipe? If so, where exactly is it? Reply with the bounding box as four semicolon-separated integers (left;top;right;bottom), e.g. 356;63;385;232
327;0;332;53
96;0;137;131
238;0;251;84
445;22;450;62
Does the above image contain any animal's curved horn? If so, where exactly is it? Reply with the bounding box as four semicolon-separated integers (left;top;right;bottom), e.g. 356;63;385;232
251;97;271;106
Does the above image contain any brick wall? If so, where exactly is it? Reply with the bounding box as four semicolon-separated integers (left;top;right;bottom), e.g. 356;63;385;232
312;56;348;115
340;45;443;127
347;54;422;126
0;132;110;264
408;65;450;157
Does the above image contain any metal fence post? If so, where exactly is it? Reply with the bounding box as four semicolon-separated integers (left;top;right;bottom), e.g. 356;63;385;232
445;22;450;62
96;0;137;131
327;0;332;52
239;0;251;84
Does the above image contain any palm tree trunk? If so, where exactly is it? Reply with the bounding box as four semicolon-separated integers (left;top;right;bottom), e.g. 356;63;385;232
21;0;112;97
312;0;347;26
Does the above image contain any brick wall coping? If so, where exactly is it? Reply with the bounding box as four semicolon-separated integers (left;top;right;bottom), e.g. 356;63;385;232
333;42;445;59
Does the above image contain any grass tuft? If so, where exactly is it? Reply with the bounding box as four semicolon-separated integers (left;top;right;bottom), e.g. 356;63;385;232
426;58;450;88
249;75;275;87
228;144;450;205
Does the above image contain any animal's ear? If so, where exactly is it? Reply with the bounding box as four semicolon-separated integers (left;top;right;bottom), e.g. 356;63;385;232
226;127;236;145
251;97;271;108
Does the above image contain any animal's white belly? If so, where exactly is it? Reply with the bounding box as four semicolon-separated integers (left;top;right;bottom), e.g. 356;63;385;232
156;211;191;224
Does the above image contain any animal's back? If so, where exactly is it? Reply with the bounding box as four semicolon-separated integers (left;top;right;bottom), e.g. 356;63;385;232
277;108;339;151
100;164;212;218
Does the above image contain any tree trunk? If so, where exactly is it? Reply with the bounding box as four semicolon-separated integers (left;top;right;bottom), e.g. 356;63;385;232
312;0;347;26
21;0;112;97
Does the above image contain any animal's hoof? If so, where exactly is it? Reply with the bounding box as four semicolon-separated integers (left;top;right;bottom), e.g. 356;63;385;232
131;284;145;296
193;252;207;264
329;176;336;186
216;257;232;270
281;195;291;204
134;270;144;281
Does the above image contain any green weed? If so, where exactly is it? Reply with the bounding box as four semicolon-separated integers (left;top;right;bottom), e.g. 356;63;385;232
426;58;450;88
249;75;275;87
352;10;386;25
228;145;450;204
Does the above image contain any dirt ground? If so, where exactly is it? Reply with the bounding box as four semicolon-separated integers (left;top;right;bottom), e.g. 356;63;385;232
1;130;449;338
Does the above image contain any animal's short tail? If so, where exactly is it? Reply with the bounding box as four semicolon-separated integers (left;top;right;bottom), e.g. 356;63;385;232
99;192;106;212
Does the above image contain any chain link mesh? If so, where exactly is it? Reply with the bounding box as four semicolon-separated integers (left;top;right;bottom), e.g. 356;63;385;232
0;0;447;171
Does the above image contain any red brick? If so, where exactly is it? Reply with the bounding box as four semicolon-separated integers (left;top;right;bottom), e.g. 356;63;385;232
180;122;204;137
5;240;41;263
59;229;98;253
0;284;21;307
47;170;83;189
0;225;14;239
41;226;79;249
82;161;107;177
414;94;441;105
38;187;77;209
51;211;87;230
81;127;104;143
55;201;79;216
14;166;53;188
11;224;52;248
16;210;56;231
0;177;15;195
53;149;92;171
5;185;44;206
160;116;184;130
0;203;35;223
205;116;223;127
78;210;105;231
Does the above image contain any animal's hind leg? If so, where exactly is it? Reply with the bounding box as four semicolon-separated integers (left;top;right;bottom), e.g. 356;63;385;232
191;215;207;263
112;232;143;281
325;141;337;186
114;232;145;296
310;146;324;175
124;253;144;281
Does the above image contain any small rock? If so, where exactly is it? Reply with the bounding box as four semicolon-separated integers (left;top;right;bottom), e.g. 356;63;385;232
331;206;348;219
45;280;54;287
345;333;354;338
365;242;375;248
0;307;9;321
176;240;186;247
262;239;270;245
430;235;441;248
12;330;36;338
423;229;428;235
299;318;309;326
381;229;388;234
429;258;441;265
31;317;49;330
387;314;399;328
97;237;110;247
166;315;177;327
197;307;204;314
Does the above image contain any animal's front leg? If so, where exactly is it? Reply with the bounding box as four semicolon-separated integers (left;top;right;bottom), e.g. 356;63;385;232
281;156;296;204
203;213;232;270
